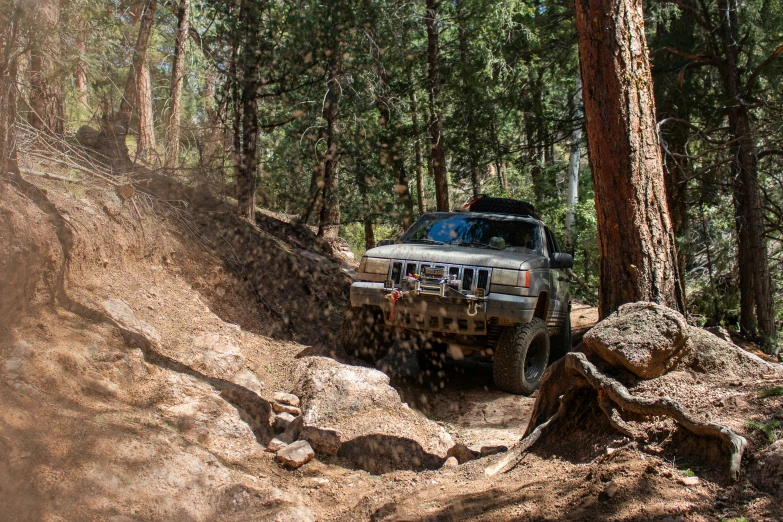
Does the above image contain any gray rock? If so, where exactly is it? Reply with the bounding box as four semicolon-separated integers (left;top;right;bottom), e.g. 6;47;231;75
583;302;690;379
291;356;454;473
274;412;296;432
274;392;301;408
275;440;315;469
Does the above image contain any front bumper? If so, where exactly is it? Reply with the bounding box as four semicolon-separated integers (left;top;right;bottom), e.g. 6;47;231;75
350;282;537;335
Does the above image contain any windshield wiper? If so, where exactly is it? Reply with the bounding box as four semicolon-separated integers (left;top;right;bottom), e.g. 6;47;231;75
454;241;502;250
405;238;446;245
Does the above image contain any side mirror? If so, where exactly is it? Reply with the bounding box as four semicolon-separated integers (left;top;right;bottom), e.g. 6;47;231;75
376;239;395;247
551;252;573;269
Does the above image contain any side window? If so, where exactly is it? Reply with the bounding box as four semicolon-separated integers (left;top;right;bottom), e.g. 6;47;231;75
544;228;560;257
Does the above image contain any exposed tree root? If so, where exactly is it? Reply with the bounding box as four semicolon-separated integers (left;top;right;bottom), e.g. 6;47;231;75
491;352;747;481
565;352;747;480
485;389;575;476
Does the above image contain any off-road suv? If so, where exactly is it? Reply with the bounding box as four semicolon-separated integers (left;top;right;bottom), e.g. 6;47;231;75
340;197;573;395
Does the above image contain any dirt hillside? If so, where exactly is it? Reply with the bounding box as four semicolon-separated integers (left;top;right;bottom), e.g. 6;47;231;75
1;165;782;521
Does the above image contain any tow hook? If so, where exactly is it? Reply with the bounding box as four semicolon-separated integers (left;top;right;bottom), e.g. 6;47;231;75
467;300;478;317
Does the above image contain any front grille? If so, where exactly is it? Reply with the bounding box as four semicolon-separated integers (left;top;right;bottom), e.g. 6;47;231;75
387;260;492;295
477;269;489;290
462;268;474;291
391;262;403;284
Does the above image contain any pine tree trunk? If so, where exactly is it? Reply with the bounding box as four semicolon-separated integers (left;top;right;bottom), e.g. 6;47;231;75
136;61;156;162
457;0;480;199
575;0;685;318
564;75;582;254
28;0;64;136
715;0;777;349
74;20;88;109
411;92;425;215
237;0;259;224
425;0;449;211
115;0;157;160
164;0;190;170
318;56;342;239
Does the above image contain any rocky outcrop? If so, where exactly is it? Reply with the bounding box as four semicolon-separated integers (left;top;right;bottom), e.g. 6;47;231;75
583;302;690;379
292;356;454;474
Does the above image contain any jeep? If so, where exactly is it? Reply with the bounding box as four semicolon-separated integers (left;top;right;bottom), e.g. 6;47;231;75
340;197;573;395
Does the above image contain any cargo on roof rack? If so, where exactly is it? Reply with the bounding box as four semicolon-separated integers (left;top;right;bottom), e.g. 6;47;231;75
460;195;539;220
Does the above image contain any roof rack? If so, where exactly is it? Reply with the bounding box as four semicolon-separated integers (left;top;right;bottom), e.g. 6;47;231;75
457;195;540;220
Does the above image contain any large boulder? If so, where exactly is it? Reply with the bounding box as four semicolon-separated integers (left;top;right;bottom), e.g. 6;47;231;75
291;356;454;474
583;302;690;379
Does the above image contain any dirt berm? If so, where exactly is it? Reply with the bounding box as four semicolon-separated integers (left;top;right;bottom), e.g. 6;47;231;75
2;167;783;521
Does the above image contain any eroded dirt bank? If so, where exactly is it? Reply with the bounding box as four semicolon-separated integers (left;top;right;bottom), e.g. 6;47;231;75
1;169;782;521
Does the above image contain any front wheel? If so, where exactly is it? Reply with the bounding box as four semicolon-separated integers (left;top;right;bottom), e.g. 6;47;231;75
338;306;393;363
493;318;550;395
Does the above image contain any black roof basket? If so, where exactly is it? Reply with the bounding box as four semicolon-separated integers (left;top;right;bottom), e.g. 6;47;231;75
457;195;540;220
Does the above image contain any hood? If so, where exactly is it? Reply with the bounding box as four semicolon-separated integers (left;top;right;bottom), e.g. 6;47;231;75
364;243;544;270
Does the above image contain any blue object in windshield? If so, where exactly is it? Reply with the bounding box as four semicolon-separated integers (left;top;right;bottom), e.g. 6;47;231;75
401;213;543;254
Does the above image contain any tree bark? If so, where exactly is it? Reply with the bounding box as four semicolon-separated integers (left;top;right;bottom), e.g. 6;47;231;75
410;83;425;215
564;75;583;254
715;0;776;349
575;0;685;318
136;61;156;162
318;57;342;239
28;0;64;136
456;0;480;199
164;0;190;170
425;0;449;211
115;0;157;158
237;0;259;224
74;19;88;109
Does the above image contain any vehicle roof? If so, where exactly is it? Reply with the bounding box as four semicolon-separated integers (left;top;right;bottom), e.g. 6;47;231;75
420;211;546;227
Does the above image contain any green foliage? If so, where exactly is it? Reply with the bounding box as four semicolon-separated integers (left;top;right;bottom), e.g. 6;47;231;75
745;418;783;442
758;387;783;399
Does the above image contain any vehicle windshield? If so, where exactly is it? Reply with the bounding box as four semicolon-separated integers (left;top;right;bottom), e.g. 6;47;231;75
400;213;544;254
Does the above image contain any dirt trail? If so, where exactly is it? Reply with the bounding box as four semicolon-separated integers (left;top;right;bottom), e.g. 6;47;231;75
1;167;781;521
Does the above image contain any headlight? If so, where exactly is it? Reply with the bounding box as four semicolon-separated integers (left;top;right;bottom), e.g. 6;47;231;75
491;269;530;287
359;257;391;275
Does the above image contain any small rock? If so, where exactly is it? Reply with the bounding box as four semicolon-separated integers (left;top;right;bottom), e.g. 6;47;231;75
442;457;459;468
274;412;296;432
282;416;304;441
677;475;699;486
603;480;619;498
273;402;302;416
705;326;734;344
447;443;477;464
274;392;301;407
267;434;293;453
480;445;508;457
275;440;315;469
300;426;341;455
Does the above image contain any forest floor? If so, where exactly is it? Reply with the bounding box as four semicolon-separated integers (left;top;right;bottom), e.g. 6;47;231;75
1;161;782;521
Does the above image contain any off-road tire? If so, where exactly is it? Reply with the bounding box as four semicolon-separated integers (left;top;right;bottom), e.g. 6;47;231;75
548;311;572;363
339;306;393;363
493;318;550;395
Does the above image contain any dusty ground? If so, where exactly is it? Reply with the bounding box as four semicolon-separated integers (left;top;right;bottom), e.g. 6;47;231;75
1;164;781;521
